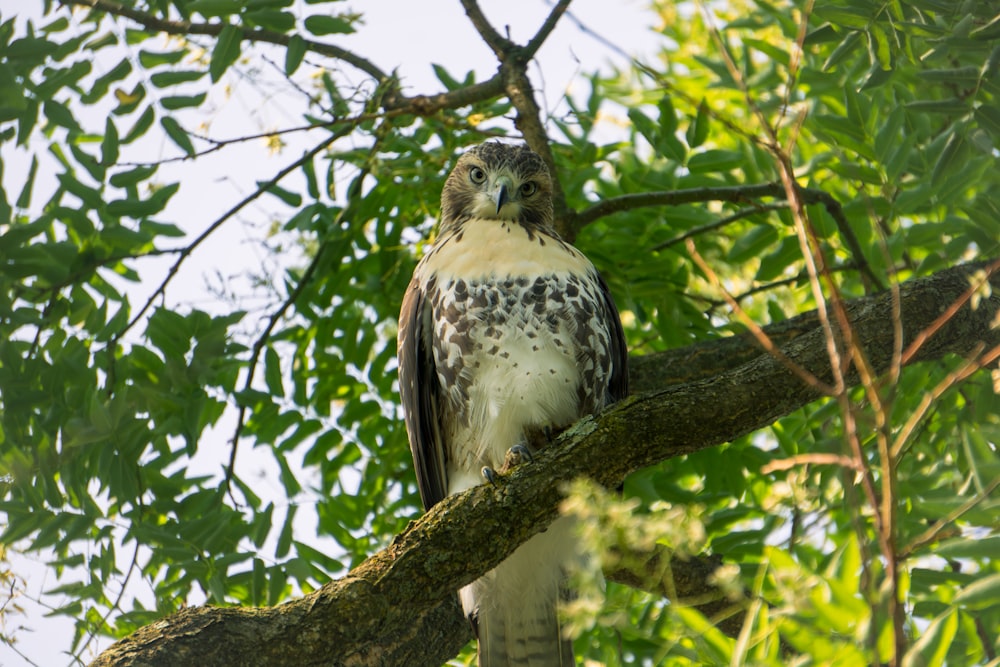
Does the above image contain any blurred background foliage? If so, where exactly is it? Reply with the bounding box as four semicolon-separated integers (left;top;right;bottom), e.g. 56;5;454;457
1;0;998;664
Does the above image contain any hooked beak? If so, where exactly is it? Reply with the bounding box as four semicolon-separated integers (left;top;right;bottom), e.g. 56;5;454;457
493;180;511;215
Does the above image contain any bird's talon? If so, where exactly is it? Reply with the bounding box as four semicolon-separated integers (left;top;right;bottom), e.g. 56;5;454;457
510;443;533;463
500;443;533;472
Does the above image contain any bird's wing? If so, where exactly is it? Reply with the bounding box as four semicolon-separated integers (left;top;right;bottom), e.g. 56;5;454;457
397;275;448;510
597;271;630;403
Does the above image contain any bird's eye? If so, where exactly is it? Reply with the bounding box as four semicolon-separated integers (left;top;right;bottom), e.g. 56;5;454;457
519;181;537;197
469;167;487;184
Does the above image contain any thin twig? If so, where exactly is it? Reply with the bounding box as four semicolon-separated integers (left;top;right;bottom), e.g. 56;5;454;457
892;342;1000;459
686;238;834;395
901;258;1000;366
523;0;573;60
761;453;864;474
113;133;341;347
650;203;787;253
458;0;512;57
74;540;141;663
899;475;1000;560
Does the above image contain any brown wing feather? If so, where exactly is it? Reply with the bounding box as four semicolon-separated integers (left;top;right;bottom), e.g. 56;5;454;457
397;276;448;510
597;271;630;404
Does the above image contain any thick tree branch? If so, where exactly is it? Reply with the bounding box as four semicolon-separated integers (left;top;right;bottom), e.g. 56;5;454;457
91;260;1000;667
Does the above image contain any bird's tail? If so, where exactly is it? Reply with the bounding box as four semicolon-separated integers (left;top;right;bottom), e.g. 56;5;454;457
461;517;578;667
473;596;574;667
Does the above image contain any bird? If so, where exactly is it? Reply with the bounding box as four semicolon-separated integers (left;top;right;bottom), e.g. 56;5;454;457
397;141;628;666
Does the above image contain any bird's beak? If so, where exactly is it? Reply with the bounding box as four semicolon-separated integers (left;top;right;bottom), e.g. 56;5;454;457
493;180;511;215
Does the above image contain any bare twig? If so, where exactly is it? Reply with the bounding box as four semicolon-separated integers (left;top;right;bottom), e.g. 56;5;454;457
686;238;834;395
899;475;1000;560
760;453;864;474
892;342;1000;459
901;258;1000;366
650;203;787;253
523;0;573;60
113;133;341;348
458;0;512;57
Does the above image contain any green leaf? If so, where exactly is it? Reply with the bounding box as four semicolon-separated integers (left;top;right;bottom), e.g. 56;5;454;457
974;104;1000;139
906;98;969;114
82;58;131;104
687;149;742;173
264;346;284;397
109;164;157;189
187;0;242;16
161;93;208;110
931;132;966;188
260;181;302;207
147;308;191;360
112;83;146;115
686;99;710;149
953;572;1000;610
823;31;863;71
743;38;790;67
934;534;1000;559
304;15;355;36
4;36;58;62
56;172;104;210
275;504;296;557
901;609;957;667
101;116;119;166
15;155;38;209
729;224;778;264
627;108;658;148
122;105;155;144
149;70;207;87
138;49;187;68
250;505;273;549
245;9;295;32
43;99;82;133
813;6;873;30
868;23;892;71
285;35;307;75
210;24;242;82
160;116;195;156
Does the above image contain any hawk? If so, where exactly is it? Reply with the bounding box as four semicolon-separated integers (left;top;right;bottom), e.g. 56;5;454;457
398;142;628;666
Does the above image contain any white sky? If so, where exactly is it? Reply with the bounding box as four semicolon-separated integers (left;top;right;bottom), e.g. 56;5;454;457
0;1;664;664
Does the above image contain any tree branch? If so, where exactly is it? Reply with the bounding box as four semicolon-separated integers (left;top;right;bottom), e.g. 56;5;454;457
90;259;1000;667
61;0;390;83
572;183;882;290
59;0;510;118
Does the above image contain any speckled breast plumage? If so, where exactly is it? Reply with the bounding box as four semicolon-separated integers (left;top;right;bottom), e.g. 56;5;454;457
422;264;614;476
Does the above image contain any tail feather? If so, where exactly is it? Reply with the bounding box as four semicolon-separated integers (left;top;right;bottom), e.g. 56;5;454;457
461;517;579;666
475;601;574;666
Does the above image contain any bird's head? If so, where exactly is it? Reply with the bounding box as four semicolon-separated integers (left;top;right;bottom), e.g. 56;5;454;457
440;142;554;232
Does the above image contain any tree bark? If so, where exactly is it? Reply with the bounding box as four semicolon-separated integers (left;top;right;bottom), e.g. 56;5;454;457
91;259;1000;667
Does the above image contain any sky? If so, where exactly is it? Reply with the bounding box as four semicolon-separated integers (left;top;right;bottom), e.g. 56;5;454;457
0;0;665;664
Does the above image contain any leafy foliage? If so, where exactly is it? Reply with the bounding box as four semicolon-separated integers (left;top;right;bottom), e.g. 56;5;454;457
1;1;998;665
